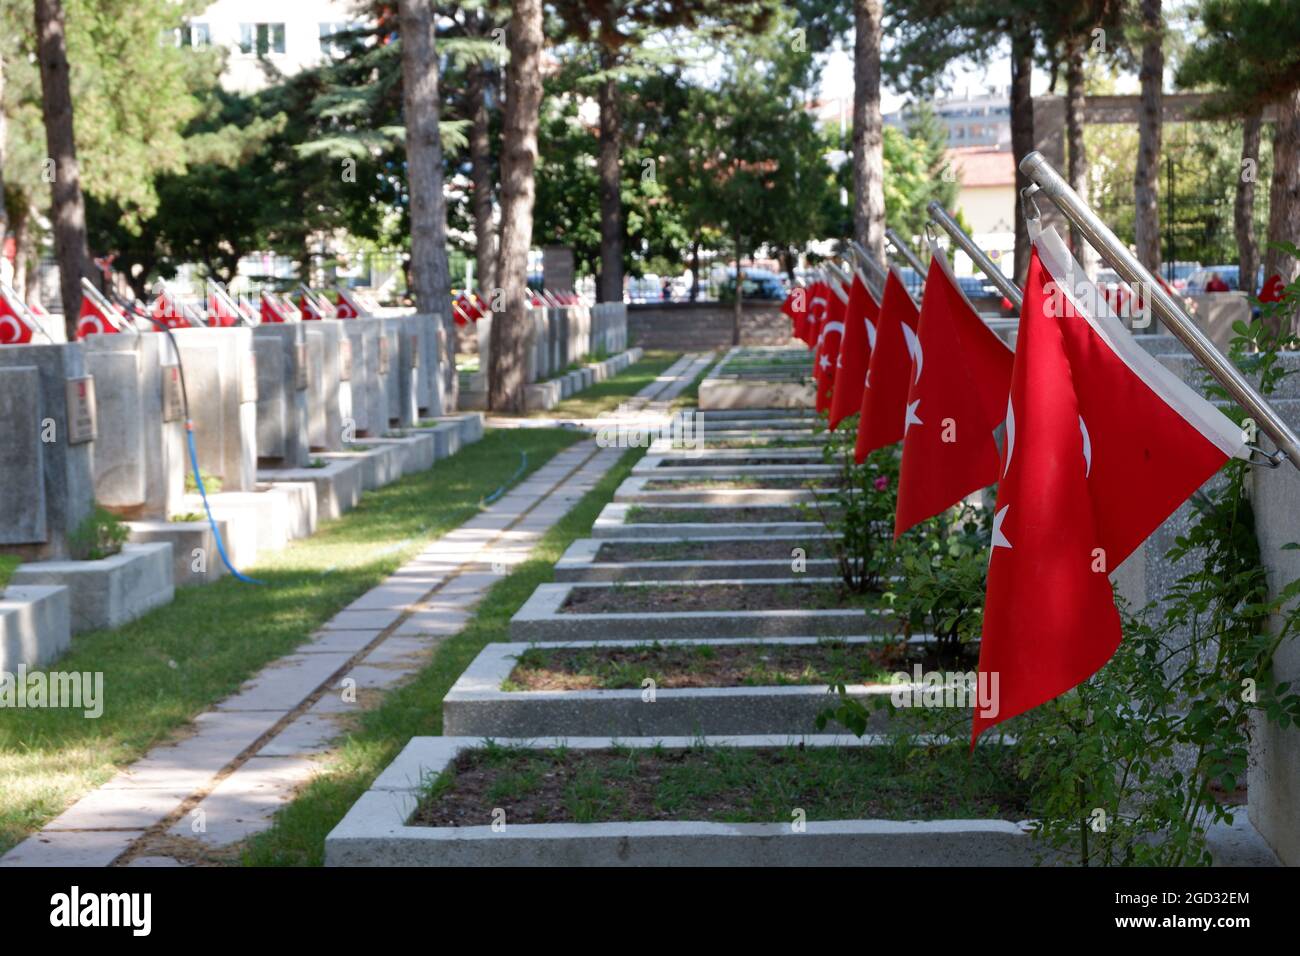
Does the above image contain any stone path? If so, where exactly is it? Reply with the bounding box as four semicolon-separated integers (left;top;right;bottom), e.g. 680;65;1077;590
0;351;712;868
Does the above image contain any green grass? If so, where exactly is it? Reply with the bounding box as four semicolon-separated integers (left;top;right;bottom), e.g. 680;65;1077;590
0;555;20;592
240;443;648;866
414;742;1030;825
527;351;681;419
0;427;582;856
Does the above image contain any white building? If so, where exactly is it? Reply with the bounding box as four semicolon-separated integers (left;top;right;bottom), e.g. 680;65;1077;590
175;0;366;93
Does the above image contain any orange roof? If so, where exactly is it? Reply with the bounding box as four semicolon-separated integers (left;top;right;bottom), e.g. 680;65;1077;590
947;147;1015;188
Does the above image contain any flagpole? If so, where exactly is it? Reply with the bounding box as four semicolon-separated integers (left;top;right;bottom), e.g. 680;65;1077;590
846;239;887;290
824;262;852;303
926;201;1024;310
885;228;927;274
1019;149;1300;471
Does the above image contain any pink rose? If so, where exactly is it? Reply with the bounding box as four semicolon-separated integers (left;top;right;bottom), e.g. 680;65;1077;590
873;475;889;491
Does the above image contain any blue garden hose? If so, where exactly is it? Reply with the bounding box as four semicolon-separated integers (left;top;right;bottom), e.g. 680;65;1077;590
107;288;263;585
483;449;528;505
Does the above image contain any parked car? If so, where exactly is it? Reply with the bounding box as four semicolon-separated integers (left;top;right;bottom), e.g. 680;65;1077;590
1185;265;1264;296
718;268;788;301
1159;261;1203;292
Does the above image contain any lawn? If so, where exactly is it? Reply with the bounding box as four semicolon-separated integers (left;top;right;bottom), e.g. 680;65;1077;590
526;350;681;419
241;444;646;866
0;426;583;856
0;555;19;592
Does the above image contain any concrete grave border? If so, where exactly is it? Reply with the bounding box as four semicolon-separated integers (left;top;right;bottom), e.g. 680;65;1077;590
592;502;826;539
555;535;842;581
444;636;937;737
324;734;1035;867
0;585;71;672
509;578;887;641
10;542;173;634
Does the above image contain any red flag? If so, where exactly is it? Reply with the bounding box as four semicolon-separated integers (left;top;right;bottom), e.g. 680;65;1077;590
151;289;193;330
804;282;829;348
77;289;126;338
207;290;242;327
894;250;1013;536
828;272;880;430
813;283;847;413
781;287;808;343
335;291;359;319
854;268;920;463
974;227;1246;742
0;286;38;344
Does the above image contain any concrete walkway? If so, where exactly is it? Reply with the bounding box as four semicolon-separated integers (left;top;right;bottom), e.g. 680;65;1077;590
0;351;713;868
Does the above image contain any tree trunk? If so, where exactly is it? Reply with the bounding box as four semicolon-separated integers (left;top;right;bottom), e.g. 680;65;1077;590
1065;38;1096;277
1236;109;1261;299
34;0;89;339
597;57;624;303
0;51;9;249
1265;88;1300;334
12;200;31;302
400;0;456;409
1134;0;1163;274
488;0;544;412
469;61;497;298
1010;30;1035;287
732;233;743;347
851;0;885;263
689;240;700;302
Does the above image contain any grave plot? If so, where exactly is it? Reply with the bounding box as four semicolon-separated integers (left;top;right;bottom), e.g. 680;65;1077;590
554;534;842;581
592;501;829;538
324;735;1033;867
509;577;890;641
615;473;839;504
698;346;816;410
443;635;970;737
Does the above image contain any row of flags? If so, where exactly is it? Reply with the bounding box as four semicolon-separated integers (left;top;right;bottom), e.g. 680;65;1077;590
452;288;584;326
784;223;1248;742
0;282;382;344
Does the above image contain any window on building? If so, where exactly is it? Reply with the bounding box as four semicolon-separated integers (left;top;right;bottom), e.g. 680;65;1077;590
239;23;286;56
319;22;355;54
175;22;211;48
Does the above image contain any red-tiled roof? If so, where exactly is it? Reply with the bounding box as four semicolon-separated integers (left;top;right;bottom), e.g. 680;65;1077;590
947;147;1015;187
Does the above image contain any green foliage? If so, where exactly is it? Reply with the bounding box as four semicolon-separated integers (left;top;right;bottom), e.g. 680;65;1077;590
0;554;20;592
1177;0;1300;115
886;501;990;648
803;414;897;594
69;505;129;561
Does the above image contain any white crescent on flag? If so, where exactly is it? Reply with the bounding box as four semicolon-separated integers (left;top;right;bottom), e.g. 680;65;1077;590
900;321;923;384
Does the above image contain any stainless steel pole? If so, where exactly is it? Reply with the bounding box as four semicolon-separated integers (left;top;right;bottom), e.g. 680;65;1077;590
927;200;1023;310
1020;149;1300;470
847;239;887;286
886;228;927;274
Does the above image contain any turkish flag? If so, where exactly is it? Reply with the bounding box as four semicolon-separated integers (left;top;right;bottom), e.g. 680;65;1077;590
894;249;1013;536
207;291;241;328
151;290;192;330
78;293;124;338
974;226;1246;742
854;268;920;463
813;283;847;413
804;282;830;348
260;291;291;324
335;291;359;319
0;286;37;344
828;272;880;430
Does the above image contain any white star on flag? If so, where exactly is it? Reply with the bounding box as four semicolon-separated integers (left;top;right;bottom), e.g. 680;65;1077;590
904;399;922;434
991;504;1012;549
819;353;830;370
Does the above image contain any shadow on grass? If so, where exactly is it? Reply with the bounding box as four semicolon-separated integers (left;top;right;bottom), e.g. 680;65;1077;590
241;445;647;866
0;427;584;855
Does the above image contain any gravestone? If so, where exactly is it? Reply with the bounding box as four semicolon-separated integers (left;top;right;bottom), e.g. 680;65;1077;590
252;322;311;467
169;327;258;491
380;318;406;428
0;343;96;560
83;332;186;518
345;318;387;437
392;317;421;426
304;319;352;451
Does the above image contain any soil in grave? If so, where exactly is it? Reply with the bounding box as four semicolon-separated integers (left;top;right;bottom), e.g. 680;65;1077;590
625;505;833;524
657;456;825;467
674;438;824;450
504;639;977;691
410;744;1030;826
641;476;840;491
594;537;841;563
560;581;875;613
